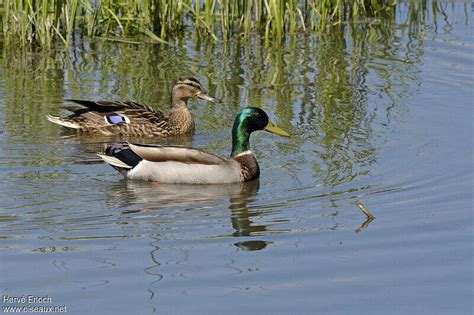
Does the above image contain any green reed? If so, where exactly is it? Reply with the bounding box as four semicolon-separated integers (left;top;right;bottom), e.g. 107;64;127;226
1;0;444;48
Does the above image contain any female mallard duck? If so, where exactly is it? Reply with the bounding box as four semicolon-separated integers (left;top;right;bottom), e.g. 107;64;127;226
46;77;219;136
98;107;289;184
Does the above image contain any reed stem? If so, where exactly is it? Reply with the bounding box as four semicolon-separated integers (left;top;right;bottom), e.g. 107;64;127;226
1;0;436;48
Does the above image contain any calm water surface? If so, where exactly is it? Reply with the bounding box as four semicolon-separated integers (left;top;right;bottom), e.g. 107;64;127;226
0;3;472;314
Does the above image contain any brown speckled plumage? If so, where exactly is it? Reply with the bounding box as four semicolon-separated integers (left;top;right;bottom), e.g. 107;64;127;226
46;77;219;137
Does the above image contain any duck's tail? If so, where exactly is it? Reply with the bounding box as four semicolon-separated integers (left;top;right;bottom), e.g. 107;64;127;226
97;154;133;169
98;142;142;175
46;115;81;129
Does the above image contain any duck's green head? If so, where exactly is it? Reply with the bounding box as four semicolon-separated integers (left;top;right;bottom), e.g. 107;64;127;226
231;107;289;156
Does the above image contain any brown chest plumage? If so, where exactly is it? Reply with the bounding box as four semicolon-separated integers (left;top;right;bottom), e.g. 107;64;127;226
167;107;194;135
233;152;260;181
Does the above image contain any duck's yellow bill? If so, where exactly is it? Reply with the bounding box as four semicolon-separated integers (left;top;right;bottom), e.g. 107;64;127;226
264;121;290;137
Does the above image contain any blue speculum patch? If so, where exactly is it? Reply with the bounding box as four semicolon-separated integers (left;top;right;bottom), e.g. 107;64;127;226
106;114;126;124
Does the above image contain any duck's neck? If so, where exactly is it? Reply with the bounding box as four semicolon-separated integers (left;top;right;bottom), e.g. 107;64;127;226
230;117;260;181
231;124;251;157
231;129;260;181
171;95;189;110
168;98;193;133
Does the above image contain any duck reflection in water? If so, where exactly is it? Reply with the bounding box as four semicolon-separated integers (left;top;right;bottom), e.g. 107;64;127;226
227;181;273;251
107;179;281;251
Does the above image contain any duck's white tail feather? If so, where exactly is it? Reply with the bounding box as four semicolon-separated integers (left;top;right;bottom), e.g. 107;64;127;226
97;154;133;169
46;115;81;129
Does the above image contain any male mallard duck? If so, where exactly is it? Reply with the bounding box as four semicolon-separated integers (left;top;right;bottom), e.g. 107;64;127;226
46;77;219;136
98;107;289;184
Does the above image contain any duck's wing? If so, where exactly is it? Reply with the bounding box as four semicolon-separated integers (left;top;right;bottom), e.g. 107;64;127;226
128;143;227;165
67;99;166;122
47;100;167;129
65;99;129;112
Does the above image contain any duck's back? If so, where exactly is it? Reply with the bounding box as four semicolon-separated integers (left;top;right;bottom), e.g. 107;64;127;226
47;100;176;136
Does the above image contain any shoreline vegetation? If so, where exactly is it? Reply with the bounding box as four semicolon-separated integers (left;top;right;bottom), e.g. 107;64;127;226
0;0;458;49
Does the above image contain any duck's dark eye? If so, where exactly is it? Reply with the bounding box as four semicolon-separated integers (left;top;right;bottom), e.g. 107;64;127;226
106;114;127;125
